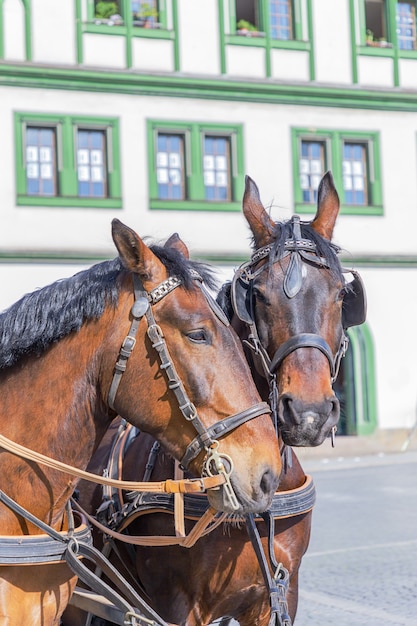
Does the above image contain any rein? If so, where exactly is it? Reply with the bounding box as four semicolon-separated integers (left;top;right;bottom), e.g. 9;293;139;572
108;270;271;511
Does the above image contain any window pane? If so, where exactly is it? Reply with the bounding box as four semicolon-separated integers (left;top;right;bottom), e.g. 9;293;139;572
365;0;388;42
235;0;261;31
299;140;325;203
131;0;158;27
203;136;232;202
156;133;186;200
94;0;123;22
77;129;107;198
396;1;417;50
342;142;368;206
269;0;293;40
26;126;57;197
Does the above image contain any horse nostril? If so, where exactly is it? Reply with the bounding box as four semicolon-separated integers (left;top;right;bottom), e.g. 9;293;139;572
260;468;277;496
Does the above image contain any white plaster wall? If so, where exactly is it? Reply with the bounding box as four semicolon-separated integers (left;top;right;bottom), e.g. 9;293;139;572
359;267;417;430
3;0;25;61
31;0;76;65
270;49;310;82
312;0;352;84
177;0;220;75
132;38;174;72
0;263;90;312
4;87;417;260
357;56;394;87
83;34;126;69
399;58;417;89
226;46;265;78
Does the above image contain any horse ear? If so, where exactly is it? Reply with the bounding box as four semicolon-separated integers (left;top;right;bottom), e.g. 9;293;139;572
242;176;275;247
164;232;190;259
111;219;165;282
310;171;340;240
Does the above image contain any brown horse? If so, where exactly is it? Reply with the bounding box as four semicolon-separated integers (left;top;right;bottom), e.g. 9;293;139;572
66;172;366;626
0;219;281;625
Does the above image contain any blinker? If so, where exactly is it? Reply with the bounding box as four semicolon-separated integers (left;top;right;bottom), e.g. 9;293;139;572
131;297;149;319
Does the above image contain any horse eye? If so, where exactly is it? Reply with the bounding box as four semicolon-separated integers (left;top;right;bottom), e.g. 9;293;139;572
253;288;268;305
187;329;207;343
338;287;348;302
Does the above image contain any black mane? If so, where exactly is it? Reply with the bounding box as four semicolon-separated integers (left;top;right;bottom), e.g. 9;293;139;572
0;245;217;370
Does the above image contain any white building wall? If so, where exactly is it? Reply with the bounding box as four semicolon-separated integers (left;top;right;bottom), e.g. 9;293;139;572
1;0;417;433
177;0;220;75
312;0;352;84
3;0;26;61
31;0;76;65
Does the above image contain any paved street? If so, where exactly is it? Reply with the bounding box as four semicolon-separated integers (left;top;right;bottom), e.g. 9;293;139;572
296;451;417;625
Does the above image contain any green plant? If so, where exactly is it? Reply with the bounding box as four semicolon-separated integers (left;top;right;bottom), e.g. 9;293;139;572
137;2;158;20
236;19;258;32
95;1;119;19
366;29;374;42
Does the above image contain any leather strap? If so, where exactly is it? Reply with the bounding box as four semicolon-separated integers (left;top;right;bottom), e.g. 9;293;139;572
269;333;336;378
65;539;169;626
180;401;270;469
245;514;292;626
0;433;224;493
71;498;226;549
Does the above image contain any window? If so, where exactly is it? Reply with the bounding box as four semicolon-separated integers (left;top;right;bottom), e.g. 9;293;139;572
92;0;161;29
362;0;417;49
156;134;186;200
148;121;244;211
269;0;293;40
25;127;58;197
77;129;108;198
15;113;121;208
235;0;299;41
342;142;368;206
292;129;382;215
299;140;327;204
365;0;389;44
396;1;417;49
203;136;232;201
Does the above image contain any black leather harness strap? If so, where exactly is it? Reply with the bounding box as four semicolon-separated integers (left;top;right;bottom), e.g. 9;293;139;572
180;401;271;469
245;513;291;626
65;539;168;626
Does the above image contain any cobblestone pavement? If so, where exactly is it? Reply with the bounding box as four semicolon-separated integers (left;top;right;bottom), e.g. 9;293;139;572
212;450;417;626
293;451;417;625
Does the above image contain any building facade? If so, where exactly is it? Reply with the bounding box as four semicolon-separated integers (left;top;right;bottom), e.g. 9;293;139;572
1;0;417;437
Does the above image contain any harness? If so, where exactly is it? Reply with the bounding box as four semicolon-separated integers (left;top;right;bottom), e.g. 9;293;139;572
88;421;316;626
230;216;366;388
0;268;272;626
108;270;271;511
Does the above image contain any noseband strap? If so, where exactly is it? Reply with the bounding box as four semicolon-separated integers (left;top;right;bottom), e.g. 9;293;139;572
269;333;343;381
180;401;270;469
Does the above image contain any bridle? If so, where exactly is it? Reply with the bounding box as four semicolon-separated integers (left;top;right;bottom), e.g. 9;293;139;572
232;216;351;385
108;269;271;511
230;216;366;451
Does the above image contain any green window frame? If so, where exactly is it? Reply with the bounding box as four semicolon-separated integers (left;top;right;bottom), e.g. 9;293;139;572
0;0;32;61
223;0;314;78
292;128;383;215
147;121;244;211
351;0;417;85
77;0;177;67
15;113;122;208
86;0;168;30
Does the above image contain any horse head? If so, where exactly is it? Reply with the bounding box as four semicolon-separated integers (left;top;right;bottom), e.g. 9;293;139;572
104;220;281;513
230;172;366;447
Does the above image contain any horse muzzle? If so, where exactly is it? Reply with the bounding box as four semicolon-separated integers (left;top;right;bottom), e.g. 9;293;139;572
277;393;340;447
